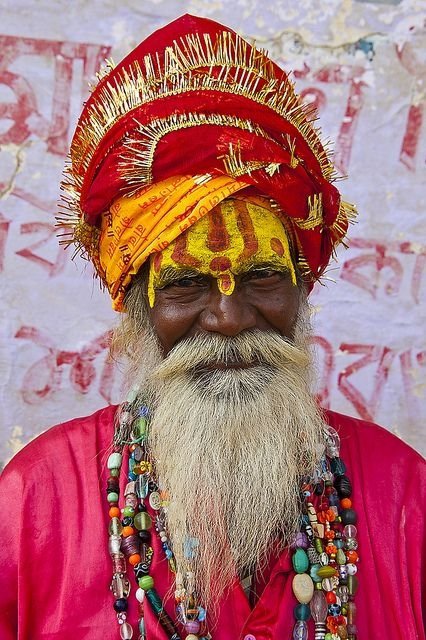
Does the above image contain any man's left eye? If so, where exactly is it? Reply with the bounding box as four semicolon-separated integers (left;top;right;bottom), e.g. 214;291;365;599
243;269;280;281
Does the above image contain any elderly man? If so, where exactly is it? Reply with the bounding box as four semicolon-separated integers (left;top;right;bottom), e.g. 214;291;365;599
0;14;424;640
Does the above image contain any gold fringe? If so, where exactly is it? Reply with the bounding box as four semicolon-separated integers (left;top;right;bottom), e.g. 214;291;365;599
285;134;299;168
220;141;272;178
120;112;271;187
294;193;323;231
66;29;335;197
330;200;358;238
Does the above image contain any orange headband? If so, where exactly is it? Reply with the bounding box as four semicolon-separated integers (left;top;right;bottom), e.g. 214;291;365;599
98;174;249;310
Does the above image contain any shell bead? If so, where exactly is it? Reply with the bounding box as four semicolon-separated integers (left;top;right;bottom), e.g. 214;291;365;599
292;573;314;603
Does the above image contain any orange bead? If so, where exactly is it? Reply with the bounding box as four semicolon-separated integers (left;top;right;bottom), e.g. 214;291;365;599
123;526;135;537
128;554;141;566
324;529;335;540
341;498;352;509
109;507;120;518
346;550;359;563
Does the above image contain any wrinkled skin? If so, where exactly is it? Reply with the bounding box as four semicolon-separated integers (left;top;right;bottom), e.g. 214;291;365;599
148;267;301;355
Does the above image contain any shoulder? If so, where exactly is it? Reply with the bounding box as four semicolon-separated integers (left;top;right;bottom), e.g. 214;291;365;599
324;408;424;465
0;404;118;485
323;409;425;505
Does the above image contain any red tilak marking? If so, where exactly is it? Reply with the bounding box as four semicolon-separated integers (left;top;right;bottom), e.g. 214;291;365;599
171;233;202;267
207;207;230;252
235;201;258;261
270;237;284;257
209;256;232;273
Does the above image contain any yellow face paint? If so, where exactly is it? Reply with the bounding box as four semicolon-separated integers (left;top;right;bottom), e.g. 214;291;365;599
148;198;296;307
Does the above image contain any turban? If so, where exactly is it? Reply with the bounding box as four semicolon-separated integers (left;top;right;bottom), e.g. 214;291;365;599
59;14;356;311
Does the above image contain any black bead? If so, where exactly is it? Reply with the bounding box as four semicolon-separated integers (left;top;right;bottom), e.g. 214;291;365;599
113;598;128;612
138;530;152;543
341;508;358;525
107;486;119;494
138;503;147;512
334;474;352;498
122;516;133;526
134;561;150;578
148;481;157;492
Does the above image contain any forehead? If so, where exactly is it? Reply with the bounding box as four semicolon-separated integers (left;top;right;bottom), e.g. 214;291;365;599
154;198;294;275
146;198;296;305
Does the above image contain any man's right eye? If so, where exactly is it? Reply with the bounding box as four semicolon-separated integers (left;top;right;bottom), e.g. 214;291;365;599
168;275;206;288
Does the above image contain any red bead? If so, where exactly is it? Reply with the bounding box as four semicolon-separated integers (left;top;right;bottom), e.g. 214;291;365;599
326;591;337;604
346;550;359;563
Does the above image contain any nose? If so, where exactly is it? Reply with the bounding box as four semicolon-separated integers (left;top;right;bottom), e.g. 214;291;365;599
198;287;257;337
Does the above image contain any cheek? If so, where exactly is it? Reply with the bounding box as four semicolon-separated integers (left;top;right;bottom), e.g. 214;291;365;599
265;289;300;335
148;300;198;354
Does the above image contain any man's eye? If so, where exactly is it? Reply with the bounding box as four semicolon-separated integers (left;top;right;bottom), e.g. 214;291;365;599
168;275;205;288
243;269;280;281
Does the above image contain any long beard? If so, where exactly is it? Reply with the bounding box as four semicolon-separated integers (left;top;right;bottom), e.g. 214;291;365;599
121;307;326;610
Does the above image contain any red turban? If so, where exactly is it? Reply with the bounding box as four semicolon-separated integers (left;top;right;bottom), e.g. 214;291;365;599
59;14;356;308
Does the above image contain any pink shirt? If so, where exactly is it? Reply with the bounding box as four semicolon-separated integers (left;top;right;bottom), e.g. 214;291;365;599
0;405;424;639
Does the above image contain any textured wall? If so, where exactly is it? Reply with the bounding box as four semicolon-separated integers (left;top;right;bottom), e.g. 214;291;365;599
0;0;425;467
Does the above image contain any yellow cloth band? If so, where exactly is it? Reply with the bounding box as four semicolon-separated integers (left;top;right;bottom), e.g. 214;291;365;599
98;174;249;310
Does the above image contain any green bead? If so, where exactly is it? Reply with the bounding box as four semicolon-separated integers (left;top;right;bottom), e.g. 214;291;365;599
107;492;119;503
110;468;120;477
294;603;310;621
123;506;135;518
134;512;152;530
314;538;324;553
107;453;122;469
292;548;309;573
145;588;163;614
325;634;333;640
336;548;346;565
348;574;359;595
138;575;154;591
136;418;147;437
317;565;337;579
108;517;123;536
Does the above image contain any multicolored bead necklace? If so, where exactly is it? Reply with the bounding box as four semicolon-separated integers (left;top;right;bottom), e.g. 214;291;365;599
291;431;359;640
106;401;209;640
106;402;359;640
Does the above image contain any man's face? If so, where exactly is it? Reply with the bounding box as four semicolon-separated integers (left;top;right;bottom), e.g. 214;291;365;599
148;267;301;355
146;198;301;354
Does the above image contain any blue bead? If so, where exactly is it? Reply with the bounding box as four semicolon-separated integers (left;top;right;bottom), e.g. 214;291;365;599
294;603;311;621
328;493;339;506
328;603;341;616
165;549;173;559
197;607;207;621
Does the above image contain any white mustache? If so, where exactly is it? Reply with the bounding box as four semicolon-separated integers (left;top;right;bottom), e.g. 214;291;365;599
152;330;310;380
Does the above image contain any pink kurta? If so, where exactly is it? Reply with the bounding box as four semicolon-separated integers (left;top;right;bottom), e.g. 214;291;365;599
0;405;424;639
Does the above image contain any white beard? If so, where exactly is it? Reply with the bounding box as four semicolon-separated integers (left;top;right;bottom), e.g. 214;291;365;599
119;304;326;610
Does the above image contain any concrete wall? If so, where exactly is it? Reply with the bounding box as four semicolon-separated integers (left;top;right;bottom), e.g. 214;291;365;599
0;0;425;466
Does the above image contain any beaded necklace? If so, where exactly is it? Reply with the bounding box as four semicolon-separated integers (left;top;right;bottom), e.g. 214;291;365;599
106;402;359;640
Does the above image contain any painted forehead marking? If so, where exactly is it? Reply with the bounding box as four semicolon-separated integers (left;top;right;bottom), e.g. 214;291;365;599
148;199;295;306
